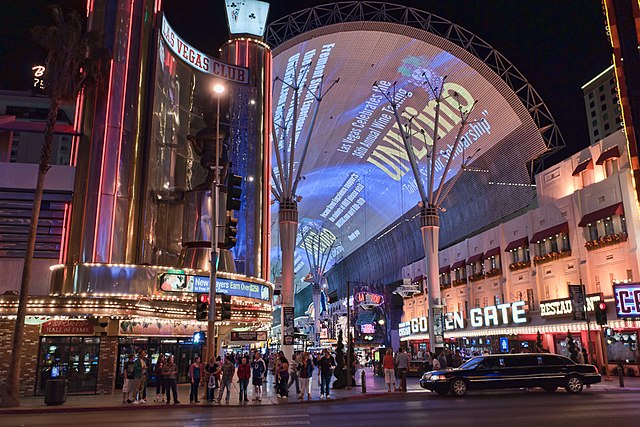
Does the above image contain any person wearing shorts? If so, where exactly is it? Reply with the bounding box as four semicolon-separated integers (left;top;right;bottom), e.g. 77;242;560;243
251;352;266;401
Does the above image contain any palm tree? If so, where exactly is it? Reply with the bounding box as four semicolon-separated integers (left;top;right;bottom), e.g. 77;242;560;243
1;6;107;407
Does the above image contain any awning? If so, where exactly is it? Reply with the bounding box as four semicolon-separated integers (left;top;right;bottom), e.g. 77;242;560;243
467;253;484;264
484;247;501;258
504;237;529;252
530;222;569;243
596;146;621;165
439;265;451;275
572;159;593;176
578;203;624;227
451;260;466;270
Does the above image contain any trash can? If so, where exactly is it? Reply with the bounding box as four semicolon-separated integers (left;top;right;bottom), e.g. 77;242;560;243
44;378;68;406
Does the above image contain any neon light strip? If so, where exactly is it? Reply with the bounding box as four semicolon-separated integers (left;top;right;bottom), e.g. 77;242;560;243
58;203;69;264
86;0;94;17
93;59;114;262
580;65;615;90
109;0;135;261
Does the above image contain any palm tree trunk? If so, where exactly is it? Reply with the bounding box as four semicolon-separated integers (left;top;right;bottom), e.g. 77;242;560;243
3;98;60;407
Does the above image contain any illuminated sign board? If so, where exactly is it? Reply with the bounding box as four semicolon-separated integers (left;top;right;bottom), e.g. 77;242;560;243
540;294;601;317
225;0;269;37
613;283;640;318
354;292;384;309
400;301;528;338
230;331;268;341
158;272;271;301
272;26;545;279
360;324;375;334
160;14;249;84
32;65;45;90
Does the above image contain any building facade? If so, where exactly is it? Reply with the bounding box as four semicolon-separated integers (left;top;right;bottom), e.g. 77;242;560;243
401;129;640;373
582;66;624;145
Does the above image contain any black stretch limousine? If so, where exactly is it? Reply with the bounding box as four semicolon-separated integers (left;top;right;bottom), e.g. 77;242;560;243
419;353;601;397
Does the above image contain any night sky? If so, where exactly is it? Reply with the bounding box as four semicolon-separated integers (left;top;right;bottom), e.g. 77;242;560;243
0;0;611;161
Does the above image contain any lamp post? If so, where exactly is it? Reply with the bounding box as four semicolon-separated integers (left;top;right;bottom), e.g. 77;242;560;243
207;82;225;360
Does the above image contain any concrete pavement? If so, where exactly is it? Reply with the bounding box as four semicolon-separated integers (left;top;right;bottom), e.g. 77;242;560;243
1;368;639;414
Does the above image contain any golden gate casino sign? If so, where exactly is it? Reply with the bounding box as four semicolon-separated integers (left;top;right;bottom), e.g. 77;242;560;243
160;14;249;84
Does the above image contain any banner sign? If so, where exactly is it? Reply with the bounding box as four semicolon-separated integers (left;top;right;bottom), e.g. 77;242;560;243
160;14;249;84
568;284;587;321
432;307;444;344
41;320;94;335
158;272;271;301
613;283;640;318
230;331;267;341
540;293;601;318
354;292;384;309
225;0;270;37
283;306;295;345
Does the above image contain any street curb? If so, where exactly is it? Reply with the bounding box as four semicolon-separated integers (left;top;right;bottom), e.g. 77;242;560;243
0;391;393;415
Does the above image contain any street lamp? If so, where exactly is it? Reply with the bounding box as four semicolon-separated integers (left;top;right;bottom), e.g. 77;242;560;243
208;81;225;361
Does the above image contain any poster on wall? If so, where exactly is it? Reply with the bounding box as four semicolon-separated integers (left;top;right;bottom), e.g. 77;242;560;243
568;284;586;321
283;306;295;345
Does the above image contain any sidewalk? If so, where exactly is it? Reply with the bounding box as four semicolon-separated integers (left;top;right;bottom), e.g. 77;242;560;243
2;369;638;414
0;368;416;414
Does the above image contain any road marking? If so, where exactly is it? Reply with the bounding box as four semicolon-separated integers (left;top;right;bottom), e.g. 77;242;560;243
193;414;310;422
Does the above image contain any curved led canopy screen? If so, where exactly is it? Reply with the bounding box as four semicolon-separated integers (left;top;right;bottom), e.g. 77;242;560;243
271;23;546;280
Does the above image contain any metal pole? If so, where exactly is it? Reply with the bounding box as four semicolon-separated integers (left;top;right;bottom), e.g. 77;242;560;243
207;93;221;361
346;280;351;390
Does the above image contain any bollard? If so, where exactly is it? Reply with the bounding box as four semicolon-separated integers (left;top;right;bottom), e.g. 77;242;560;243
361;370;366;393
617;363;625;388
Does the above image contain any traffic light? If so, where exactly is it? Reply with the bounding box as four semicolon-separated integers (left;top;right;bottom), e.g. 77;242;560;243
196;293;209;321
220;294;232;320
221;214;238;249
595;301;608;326
226;174;243;211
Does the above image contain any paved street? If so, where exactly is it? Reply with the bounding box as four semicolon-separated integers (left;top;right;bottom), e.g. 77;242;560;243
2;389;639;427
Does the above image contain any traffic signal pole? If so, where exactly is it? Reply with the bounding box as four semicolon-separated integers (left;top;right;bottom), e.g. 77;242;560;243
207;92;222;361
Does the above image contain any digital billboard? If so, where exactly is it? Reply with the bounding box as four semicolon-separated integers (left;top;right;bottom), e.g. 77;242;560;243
158;272;271;301
271;23;547;280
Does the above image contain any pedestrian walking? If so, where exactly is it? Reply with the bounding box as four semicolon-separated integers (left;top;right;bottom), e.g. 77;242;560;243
383;348;396;392
237;356;251;403
132;351;146;404
437;351;448;369
431;352;441;370
287;352;301;395
277;355;290;398
217;355;235;404
251;352;266;401
154;354;166;402
189;356;202;403
298;352;314;400
162;355;179;404
317;349;336;399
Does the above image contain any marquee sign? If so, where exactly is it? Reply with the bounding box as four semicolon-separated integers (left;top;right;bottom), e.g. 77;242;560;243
354;292;384;309
399;301;529;338
160;14;249;84
540;293;602;318
41;320;94;335
230;331;268;341
158;272;271;301
613;283;640;318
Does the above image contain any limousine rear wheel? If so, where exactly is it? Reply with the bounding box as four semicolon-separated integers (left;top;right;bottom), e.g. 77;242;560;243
565;375;584;394
450;378;468;397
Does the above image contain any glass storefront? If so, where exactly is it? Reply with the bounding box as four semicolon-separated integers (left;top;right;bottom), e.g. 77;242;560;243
605;329;638;363
36;336;100;395
116;337;203;388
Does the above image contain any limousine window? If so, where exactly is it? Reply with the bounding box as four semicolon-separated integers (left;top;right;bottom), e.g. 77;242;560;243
504;355;538;367
459;357;483;370
479;357;505;369
541;355;571;366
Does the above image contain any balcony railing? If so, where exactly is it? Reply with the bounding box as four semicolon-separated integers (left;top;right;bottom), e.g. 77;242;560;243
533;250;571;266
508;260;531;271
585;232;628;251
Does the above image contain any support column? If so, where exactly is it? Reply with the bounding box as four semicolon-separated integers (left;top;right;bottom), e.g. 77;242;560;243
421;206;441;353
313;283;322;346
279;199;297;362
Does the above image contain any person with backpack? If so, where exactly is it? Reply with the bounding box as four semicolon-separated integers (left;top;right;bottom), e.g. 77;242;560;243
237;356;251;403
251;352;266;401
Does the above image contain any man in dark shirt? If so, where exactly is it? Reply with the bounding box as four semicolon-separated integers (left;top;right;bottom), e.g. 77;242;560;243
317;350;336;399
